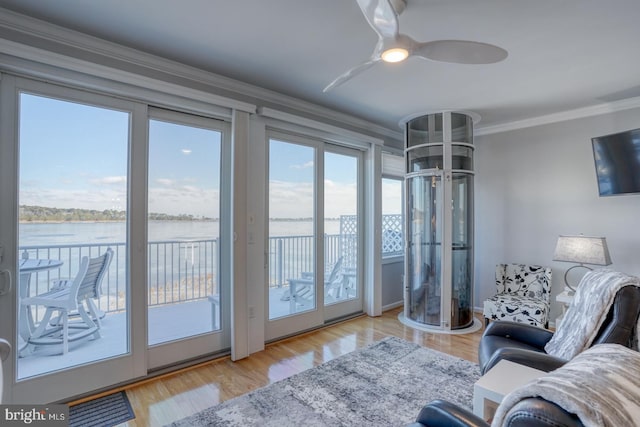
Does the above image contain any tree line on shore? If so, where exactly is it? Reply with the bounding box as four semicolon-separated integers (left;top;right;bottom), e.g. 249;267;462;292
19;205;339;222
19;205;214;222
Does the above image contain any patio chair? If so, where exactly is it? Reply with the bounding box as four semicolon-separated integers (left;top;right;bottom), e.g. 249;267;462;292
50;248;114;329
282;257;345;308
0;338;9;403
20;248;113;355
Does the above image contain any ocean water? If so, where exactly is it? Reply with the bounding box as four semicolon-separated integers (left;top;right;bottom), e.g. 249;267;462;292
17;220;344;303
19;220;341;246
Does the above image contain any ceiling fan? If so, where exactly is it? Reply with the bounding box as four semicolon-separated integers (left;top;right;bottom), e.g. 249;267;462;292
323;0;508;92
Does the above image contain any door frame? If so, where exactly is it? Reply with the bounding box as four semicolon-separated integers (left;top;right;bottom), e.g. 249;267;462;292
264;131;365;341
323;144;365;322
264;131;324;340
0;74;147;403
0;75;234;402
146;108;232;370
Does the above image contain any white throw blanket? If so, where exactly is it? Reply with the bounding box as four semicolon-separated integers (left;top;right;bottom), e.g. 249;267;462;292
544;269;640;360
491;344;640;427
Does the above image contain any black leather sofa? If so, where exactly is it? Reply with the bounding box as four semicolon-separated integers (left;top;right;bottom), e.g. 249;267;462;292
479;285;640;374
408;285;640;427
407;398;583;427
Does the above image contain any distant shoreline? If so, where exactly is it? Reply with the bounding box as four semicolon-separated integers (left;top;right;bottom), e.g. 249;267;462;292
19;218;339;224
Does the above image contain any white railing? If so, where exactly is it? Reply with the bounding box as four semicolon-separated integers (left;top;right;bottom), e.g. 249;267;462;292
18;215;403;319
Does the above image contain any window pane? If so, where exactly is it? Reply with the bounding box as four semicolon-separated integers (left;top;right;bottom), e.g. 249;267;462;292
325;151;358;304
18;93;130;379
268;139;315;319
147;118;222;345
382;177;403;255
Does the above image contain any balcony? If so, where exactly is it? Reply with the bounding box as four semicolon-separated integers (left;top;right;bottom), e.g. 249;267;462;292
16;215;403;379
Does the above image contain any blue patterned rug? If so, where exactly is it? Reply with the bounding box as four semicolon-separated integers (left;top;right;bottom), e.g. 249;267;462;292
168;336;480;426
70;391;135;427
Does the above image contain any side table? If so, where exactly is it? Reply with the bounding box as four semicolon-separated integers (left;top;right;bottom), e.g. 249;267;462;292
555;290;574;328
473;360;546;421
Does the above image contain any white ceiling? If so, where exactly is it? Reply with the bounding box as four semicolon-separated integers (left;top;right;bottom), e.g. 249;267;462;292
1;0;639;131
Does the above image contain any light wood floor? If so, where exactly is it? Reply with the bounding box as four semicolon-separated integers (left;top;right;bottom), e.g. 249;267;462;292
75;308;484;426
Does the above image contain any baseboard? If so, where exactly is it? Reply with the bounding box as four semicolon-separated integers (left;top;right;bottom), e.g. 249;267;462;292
385;303;483;315
382;300;403;312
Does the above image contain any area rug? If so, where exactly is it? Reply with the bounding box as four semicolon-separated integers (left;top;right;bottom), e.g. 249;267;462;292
69;391;135;427
168;336;480;427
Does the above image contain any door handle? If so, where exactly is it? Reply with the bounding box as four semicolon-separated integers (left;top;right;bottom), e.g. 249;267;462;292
0;269;12;296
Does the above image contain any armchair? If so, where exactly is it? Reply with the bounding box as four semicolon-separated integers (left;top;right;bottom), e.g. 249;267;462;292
483;264;552;328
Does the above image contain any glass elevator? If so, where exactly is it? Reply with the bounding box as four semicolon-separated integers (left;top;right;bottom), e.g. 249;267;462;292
403;112;475;331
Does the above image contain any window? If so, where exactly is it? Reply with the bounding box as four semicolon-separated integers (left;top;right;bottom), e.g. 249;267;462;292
381;152;404;257
382;177;403;257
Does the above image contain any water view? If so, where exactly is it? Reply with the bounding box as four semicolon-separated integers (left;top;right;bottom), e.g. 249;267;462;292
19;219;343;246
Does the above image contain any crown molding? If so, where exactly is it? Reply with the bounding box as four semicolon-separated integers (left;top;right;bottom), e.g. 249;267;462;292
0;8;402;142
258;107;384;147
475;96;640;136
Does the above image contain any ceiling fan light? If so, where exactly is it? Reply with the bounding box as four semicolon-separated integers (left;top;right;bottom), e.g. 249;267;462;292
381;48;409;63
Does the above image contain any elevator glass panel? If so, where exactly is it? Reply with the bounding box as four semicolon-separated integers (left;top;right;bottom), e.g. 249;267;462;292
451;172;474;328
407;174;442;326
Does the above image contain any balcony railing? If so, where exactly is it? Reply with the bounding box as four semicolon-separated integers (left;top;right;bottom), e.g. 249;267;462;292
19;215;403;322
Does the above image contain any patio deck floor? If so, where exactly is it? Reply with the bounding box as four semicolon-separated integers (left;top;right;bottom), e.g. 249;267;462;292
17;286;304;379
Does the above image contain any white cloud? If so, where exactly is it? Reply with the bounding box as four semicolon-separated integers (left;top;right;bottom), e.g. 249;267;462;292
268;180;358;218
290;161;314;170
382;179;403;214
323;180;357;218
91;176;127;185
20;187;127;211
20;175;365;221
156;178;175;186
148;185;220;218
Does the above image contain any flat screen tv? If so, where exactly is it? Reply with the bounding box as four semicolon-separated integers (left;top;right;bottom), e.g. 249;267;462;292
591;128;640;196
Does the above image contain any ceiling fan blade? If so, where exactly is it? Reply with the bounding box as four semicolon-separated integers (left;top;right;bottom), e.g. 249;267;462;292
414;40;508;64
323;59;378;92
355;0;399;40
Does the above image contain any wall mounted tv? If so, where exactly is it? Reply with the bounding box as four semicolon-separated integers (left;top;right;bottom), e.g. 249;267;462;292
591;128;640;196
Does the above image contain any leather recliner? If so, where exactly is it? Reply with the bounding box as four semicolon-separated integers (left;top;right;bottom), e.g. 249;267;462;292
478;285;640;374
407;398;583;427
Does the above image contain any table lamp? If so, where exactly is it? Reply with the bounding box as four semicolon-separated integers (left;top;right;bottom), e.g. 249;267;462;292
553;235;612;294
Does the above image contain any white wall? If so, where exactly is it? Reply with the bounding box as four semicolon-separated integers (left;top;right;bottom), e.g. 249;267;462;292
474;107;640;321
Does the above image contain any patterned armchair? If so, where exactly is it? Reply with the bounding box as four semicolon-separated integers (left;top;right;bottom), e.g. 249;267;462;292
483;263;552;328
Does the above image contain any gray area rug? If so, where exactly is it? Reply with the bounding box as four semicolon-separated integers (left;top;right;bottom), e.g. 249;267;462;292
168;336;480;427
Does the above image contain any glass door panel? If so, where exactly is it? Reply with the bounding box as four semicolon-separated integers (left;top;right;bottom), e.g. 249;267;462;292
268;139;316;320
406;174;442;326
17;93;131;379
451;172;474;328
1;77;142;404
324;151;359;305
146;112;230;369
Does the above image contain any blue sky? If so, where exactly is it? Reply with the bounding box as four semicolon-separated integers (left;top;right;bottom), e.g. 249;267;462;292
19;93;401;218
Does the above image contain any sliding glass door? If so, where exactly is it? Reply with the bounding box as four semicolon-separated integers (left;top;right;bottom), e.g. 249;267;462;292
0;77;232;403
323;147;363;320
266;136;323;338
146;109;230;369
0;76;143;403
265;132;363;340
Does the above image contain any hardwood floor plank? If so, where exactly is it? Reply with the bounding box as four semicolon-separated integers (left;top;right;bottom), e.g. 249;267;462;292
73;308;484;426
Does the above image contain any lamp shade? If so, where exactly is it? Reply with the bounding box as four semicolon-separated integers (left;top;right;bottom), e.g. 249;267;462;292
553;235;612;266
